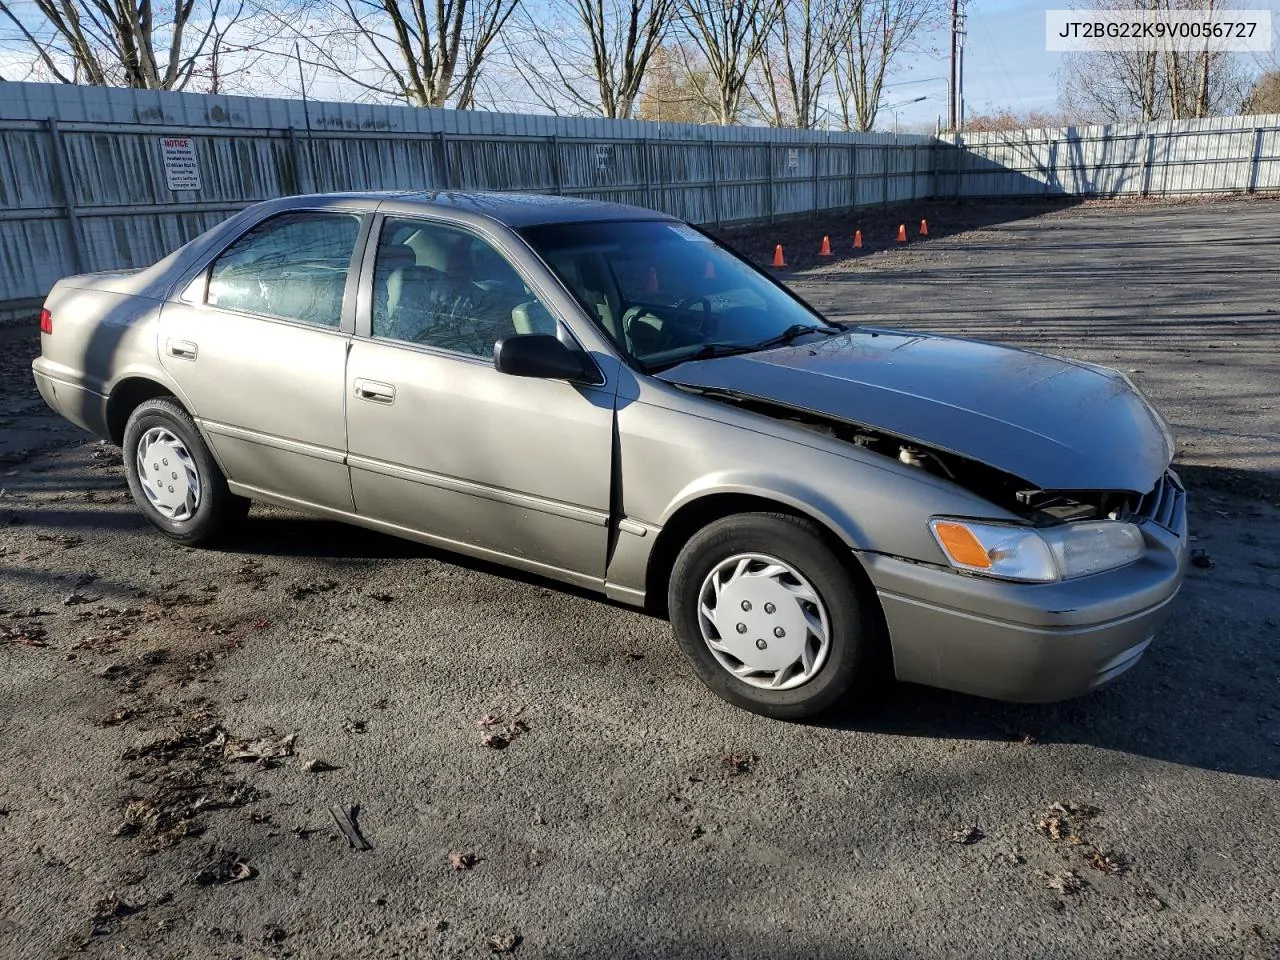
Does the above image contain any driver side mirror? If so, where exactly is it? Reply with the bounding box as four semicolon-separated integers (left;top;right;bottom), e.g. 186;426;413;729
493;334;600;385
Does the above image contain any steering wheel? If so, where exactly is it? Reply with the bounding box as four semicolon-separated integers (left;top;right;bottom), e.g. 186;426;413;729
652;296;713;353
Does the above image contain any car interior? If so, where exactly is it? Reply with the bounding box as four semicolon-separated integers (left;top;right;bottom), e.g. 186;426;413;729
372;220;558;354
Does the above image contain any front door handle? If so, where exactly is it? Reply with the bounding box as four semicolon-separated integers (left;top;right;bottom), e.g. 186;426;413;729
353;378;396;404
167;339;198;360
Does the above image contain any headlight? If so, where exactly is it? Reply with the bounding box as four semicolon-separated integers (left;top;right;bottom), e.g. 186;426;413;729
929;518;1144;582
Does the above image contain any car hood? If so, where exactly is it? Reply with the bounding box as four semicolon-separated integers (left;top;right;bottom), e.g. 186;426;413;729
657;328;1173;494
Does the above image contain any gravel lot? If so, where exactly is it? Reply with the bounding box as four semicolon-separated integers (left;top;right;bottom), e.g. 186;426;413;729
2;199;1279;960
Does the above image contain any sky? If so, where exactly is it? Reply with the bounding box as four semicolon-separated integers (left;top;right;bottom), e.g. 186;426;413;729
2;0;1278;131
889;0;1280;131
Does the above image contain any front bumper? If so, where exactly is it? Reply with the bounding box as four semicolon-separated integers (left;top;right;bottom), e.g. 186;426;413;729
861;515;1188;703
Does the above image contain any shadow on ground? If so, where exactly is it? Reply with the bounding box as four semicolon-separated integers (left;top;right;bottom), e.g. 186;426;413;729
10;454;1274;784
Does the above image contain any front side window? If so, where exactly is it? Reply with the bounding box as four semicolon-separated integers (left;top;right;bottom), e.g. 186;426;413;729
371;217;557;357
520;220;837;371
207;212;360;328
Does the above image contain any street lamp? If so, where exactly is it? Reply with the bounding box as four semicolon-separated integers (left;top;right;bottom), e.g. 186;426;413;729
882;95;929;134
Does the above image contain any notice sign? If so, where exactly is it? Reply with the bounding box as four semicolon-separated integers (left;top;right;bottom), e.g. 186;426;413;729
160;137;200;191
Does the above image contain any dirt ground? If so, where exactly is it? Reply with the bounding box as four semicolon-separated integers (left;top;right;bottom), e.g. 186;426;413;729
2;199;1279;960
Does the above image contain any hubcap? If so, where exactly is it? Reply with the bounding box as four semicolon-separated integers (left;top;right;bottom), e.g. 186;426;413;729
135;427;201;521
696;553;831;690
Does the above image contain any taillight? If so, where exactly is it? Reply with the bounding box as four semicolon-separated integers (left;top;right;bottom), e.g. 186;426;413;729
39;308;52;334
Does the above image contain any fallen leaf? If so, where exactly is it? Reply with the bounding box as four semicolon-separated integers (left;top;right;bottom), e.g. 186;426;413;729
221;733;296;764
949;825;984;845
1085;848;1128;876
722;752;756;776
304;759;339;773
1037;814;1068;842
448;851;478;870
487;931;522;954
195;852;256;885
1045;869;1086;895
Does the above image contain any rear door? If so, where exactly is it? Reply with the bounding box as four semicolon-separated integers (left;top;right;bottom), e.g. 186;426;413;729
159;207;368;511
344;214;617;583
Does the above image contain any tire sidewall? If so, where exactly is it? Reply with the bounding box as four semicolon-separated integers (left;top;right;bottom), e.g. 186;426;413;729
123;400;226;544
668;515;867;719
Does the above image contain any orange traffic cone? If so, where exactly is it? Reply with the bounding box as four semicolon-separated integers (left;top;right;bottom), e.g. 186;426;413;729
772;244;786;268
853;229;863;249
647;266;659;292
704;259;716;279
819;235;832;257
896;224;907;244
920;219;929;237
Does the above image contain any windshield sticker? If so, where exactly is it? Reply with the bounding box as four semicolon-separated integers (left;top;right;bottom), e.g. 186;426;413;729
668;224;713;244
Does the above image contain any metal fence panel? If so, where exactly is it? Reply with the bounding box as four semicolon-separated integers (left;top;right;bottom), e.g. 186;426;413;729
955;114;1280;199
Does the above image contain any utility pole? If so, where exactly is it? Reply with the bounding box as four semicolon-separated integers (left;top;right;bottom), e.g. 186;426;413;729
949;0;958;131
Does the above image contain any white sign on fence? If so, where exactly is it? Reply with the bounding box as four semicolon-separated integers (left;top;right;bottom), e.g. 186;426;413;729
160;137;200;191
787;148;799;171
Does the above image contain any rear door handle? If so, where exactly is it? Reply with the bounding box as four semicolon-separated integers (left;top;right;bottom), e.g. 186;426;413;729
167;339;198;360
353;378;395;404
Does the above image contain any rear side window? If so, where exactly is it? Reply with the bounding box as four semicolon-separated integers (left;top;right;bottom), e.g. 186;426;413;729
207;212;360;328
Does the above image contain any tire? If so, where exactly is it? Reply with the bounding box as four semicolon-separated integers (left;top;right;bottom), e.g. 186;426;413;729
667;512;880;720
122;397;249;547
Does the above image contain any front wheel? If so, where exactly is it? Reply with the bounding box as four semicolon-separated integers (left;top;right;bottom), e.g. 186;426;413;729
122;397;248;547
668;512;880;720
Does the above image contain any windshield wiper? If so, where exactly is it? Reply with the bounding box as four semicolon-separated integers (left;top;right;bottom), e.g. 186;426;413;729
751;322;843;351
646;342;755;372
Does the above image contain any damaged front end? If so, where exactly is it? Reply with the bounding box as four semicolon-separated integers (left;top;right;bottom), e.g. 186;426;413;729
678;386;1181;534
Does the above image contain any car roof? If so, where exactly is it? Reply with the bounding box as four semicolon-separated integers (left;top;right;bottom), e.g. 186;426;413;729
283;190;676;228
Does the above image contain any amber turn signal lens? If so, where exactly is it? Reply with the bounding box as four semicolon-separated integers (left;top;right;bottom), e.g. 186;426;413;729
931;521;993;569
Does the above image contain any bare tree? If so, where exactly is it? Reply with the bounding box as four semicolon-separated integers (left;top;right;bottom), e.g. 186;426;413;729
0;0;246;89
513;0;677;119
752;0;850;128
636;42;715;121
1242;70;1280;114
830;0;941;132
675;0;775;124
291;0;521;108
1059;0;1251;121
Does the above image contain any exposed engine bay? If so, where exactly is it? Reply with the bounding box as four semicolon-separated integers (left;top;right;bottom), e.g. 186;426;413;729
687;387;1142;526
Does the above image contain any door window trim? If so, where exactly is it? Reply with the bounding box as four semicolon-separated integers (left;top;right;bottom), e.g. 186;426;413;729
353;212;605;386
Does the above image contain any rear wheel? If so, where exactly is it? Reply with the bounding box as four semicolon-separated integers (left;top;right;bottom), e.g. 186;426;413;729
668;512;879;720
122;397;248;547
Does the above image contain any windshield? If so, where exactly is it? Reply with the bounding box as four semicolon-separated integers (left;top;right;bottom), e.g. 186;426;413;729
519;219;838;371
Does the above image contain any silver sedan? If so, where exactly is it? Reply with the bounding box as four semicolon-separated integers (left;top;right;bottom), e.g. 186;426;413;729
32;192;1188;718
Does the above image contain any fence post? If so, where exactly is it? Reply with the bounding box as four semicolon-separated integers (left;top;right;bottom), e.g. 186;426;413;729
1248;127;1265;194
812;141;821;213
286;126;310;193
548;135;562;195
709;139;721;228
766;140;775;224
850;144;859;211
1140;133;1156;198
881;144;890;205
438;132;453;189
45;117;85;274
953;136;962;199
640;138;653;209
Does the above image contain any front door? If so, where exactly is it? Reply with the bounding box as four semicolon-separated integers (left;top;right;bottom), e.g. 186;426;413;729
159;208;365;511
344;215;615;582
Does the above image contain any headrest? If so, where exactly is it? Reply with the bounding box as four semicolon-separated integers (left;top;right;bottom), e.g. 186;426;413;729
378;243;418;273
